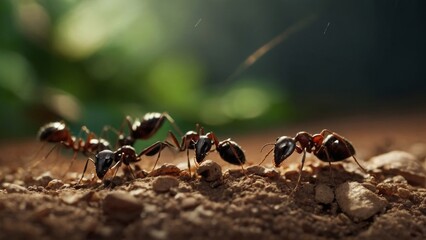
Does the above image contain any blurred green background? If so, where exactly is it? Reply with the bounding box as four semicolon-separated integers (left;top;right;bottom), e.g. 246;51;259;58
1;0;425;143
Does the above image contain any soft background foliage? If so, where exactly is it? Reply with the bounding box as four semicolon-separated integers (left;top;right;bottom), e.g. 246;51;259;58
1;0;425;142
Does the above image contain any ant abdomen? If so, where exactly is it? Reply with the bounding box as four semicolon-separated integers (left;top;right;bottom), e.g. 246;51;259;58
38;122;71;143
315;135;356;162
217;140;246;165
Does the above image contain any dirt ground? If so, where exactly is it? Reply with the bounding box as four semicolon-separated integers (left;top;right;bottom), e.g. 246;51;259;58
1;112;426;240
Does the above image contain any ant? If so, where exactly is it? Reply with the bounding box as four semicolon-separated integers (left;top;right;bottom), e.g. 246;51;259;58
110;112;183;147
165;125;246;175
101;112;183;171
82;145;139;182
34;121;111;174
259;129;367;191
81;142;173;183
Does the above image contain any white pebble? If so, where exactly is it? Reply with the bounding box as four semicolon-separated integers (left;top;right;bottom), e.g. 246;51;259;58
152;176;179;193
336;181;387;221
197;160;222;182
369;151;426;186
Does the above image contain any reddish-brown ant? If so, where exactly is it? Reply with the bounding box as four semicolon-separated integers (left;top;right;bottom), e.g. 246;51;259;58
166;125;246;175
260;129;367;191
35;121;111;174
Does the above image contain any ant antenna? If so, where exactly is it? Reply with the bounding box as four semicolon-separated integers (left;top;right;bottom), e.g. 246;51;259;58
258;143;275;166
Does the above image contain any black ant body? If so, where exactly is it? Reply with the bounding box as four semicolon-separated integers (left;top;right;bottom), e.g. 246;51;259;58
100;112;183;171
166;125;246;175
260;129;367;191
35;121;111;170
81;142;174;182
86;145;139;180
114;112;182;147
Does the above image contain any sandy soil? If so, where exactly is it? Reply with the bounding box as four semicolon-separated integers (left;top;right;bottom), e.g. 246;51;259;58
1;113;426;240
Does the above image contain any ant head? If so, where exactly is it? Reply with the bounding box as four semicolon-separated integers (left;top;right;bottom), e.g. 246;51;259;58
95;150;115;179
274;136;296;167
195;136;212;163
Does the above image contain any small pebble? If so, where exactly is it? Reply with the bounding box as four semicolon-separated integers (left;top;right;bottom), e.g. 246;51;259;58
3;183;29;193
103;191;143;222
34;172;54;187
61;193;84;205
247;165;266;176
315;184;334;204
197;160;222;182
264;168;280;179
336;181;388;221
150;164;181;177
181;197;200;210
46;179;64;190
397;187;411;199
368;151;426;186
152;176;179;193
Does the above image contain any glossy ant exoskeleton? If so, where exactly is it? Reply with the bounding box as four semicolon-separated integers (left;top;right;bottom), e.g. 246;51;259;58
80;141;173;182
101;112;183;171
112;112;183;147
35;121;111;174
84;145;139;181
165;125;246;175
260;129;367;191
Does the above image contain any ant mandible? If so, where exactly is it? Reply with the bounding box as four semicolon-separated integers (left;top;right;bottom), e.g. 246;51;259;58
260;129;367;191
35;121;111;172
166;124;246;175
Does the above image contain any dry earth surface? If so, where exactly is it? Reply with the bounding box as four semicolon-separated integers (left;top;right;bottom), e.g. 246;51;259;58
1;112;426;240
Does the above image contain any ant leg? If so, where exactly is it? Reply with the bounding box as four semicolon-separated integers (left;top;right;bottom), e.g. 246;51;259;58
103;160;121;188
138;141;170;171
162;112;183;136
292;149;307;193
195;123;204;135
62;151;78;178
30;142;47;165
206;132;220;147
319;129;334;136
126;164;136;179
152;149;162;172
320;146;336;186
78;157;95;184
187;148;192;177
351;155;368;174
328;161;335;186
111;161;122;179
30;143;60;169
167;130;189;152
